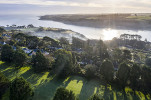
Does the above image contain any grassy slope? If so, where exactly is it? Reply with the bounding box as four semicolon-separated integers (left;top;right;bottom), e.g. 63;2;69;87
126;15;151;21
0;61;150;100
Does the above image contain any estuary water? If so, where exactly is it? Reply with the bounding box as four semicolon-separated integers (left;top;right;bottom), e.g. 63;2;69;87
0;14;151;41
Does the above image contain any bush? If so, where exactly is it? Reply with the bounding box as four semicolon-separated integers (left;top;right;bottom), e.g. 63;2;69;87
89;94;103;100
10;77;34;100
53;87;76;100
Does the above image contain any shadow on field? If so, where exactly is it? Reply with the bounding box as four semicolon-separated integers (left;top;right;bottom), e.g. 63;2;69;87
33;76;66;100
79;80;99;100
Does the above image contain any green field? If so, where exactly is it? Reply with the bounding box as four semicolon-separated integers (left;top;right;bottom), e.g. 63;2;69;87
0;61;150;100
126;15;151;21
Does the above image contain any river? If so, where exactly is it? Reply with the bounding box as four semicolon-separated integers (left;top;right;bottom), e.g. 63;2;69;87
0;14;151;41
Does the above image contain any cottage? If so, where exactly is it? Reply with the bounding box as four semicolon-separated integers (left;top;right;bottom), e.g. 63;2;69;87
0;42;6;45
22;47;32;54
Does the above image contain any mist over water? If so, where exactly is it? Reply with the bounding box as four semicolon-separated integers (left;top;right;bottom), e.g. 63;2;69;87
0;14;151;41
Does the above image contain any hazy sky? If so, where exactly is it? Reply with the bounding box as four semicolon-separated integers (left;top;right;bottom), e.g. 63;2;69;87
0;0;151;15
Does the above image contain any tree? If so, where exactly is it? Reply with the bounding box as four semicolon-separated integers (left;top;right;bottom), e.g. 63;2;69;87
12;33;26;46
53;87;76;100
8;40;17;46
1;44;14;63
59;37;70;50
141;66;151;93
26;36;40;49
31;51;51;72
37;27;45;31
117;62;131;89
0;27;5;33
43;36;60;47
100;59;114;83
129;63;141;91
59;37;69;46
54;49;73;77
10;77;34;100
85;64;97;79
89;94;102;100
13;48;27;67
145;58;151;67
72;37;86;49
112;48;122;64
0;71;9;99
122;49;132;61
27;24;34;28
97;40;109;60
71;52;81;74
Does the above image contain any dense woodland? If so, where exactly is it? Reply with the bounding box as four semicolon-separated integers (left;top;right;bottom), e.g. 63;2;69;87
0;27;151;100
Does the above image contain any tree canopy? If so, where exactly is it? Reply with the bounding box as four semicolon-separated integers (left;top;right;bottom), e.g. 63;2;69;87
0;27;6;33
10;77;34;100
31;51;51;72
97;40;109;60
53;87;76;100
129;63;141;90
85;64;97;79
145;58;151;67
117;62;131;89
1;44;14;63
12;48;27;67
54;49;73;77
100;59;114;83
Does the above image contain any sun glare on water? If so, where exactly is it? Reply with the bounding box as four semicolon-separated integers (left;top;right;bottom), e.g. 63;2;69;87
102;29;118;40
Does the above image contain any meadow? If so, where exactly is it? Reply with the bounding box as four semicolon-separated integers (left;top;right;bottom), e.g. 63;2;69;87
0;61;150;100
126;15;151;21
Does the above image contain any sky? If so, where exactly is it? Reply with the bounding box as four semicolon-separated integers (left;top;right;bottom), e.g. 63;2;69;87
0;0;151;15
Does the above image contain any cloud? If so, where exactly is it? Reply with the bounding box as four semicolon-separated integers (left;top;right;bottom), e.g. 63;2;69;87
0;0;151;8
0;0;151;14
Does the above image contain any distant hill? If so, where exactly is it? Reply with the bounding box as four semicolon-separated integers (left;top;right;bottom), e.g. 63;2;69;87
40;14;151;30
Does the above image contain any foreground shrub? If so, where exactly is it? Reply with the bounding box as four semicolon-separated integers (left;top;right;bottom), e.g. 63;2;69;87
10;77;34;100
53;87;76;100
89;94;103;100
0;71;9;99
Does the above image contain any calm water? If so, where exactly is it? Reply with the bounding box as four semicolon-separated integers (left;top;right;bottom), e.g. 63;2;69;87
0;14;151;41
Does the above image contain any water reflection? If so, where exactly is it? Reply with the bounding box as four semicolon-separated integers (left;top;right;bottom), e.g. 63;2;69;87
102;29;118;40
